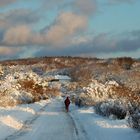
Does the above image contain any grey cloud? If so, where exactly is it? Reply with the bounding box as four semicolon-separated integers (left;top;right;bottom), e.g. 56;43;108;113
0;30;4;41
116;38;140;52
41;0;71;12
33;31;140;58
13;30;140;59
74;0;97;16
42;0;97;16
2;27;140;57
78;32;140;54
4;9;40;24
0;0;17;7
0;9;40;30
89;32;140;53
130;30;140;37
42;0;65;8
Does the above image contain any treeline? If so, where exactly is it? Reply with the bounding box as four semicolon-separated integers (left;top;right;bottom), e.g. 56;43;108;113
0;56;138;68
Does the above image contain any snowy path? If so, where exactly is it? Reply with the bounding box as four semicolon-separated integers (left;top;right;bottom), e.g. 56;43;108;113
1;98;140;140
4;98;86;140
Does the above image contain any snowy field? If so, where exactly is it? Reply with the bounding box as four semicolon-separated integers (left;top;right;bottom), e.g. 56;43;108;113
0;97;139;140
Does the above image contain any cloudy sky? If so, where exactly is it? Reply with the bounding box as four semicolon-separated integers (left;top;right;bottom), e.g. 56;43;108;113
0;0;140;60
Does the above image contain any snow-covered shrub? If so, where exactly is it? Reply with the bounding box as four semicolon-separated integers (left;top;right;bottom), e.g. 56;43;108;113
75;80;120;105
18;79;42;102
70;66;93;83
0;65;4;76
0;93;16;107
0;70;61;107
115;57;134;70
112;85;140;107
94;100;127;119
18;78;60;102
74;92;96;106
128;114;140;131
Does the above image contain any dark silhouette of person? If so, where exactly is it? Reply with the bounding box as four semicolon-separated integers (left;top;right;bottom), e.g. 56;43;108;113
64;96;70;112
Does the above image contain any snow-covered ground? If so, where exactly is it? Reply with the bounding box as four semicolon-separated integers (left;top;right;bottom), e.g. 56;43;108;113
0;97;139;140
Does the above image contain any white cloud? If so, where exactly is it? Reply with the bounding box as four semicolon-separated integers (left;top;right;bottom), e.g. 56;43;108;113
45;12;87;46
3;25;31;45
0;46;20;55
2;12;87;47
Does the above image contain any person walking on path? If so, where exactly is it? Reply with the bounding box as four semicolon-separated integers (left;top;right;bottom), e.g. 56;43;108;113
64;96;70;112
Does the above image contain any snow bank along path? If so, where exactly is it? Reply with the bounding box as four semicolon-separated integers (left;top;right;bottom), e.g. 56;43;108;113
4;98;86;140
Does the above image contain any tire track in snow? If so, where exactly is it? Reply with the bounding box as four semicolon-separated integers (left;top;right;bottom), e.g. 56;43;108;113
68;112;89;140
4;104;49;140
61;100;88;140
